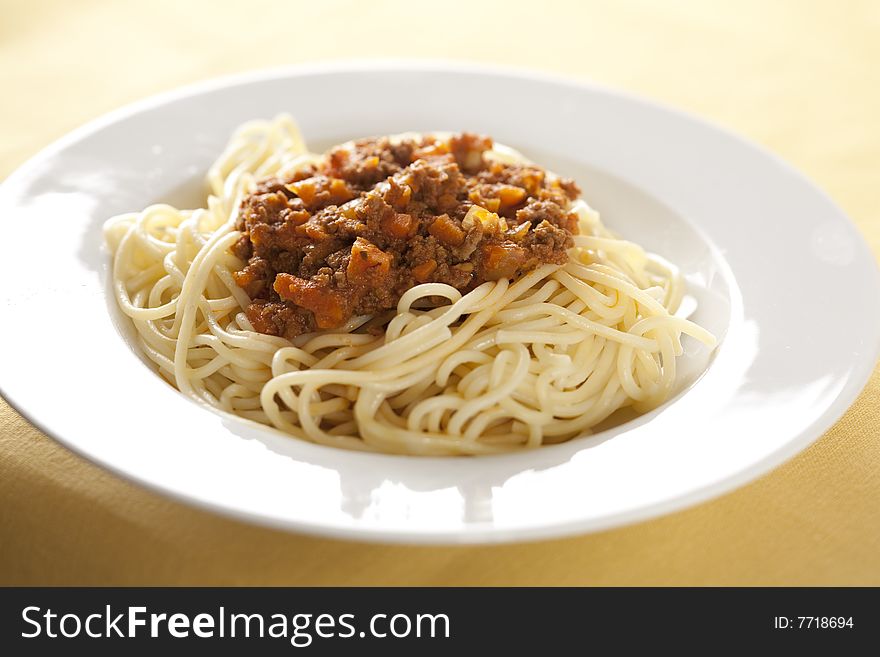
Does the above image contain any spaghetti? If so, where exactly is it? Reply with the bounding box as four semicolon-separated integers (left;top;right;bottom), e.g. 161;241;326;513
104;115;716;455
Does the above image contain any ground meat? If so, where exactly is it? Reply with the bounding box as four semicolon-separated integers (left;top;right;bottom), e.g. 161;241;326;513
232;133;581;339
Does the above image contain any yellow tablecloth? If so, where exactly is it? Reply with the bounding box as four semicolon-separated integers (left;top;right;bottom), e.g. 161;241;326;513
2;0;878;585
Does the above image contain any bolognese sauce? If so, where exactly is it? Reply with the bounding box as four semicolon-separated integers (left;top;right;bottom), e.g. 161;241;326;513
232;133;580;338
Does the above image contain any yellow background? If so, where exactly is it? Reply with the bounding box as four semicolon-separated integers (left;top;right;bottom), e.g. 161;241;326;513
1;0;878;585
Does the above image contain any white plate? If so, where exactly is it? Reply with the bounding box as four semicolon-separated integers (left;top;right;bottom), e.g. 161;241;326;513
1;62;878;544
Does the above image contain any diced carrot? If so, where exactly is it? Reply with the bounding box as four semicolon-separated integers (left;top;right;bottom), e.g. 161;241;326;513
347;237;393;282
287;209;310;226
520;171;544;195
412;259;437;282
382;212;413;239
413;141;450;160
339;203;359;220
481;241;527;280
468;189;501;212
329;178;354;201
296;220;329;241
273;274;348;328
385;179;412;210
497;186;526;210
232;267;256;290
428;214;465;246
286;177;354;209
286;179;317;206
